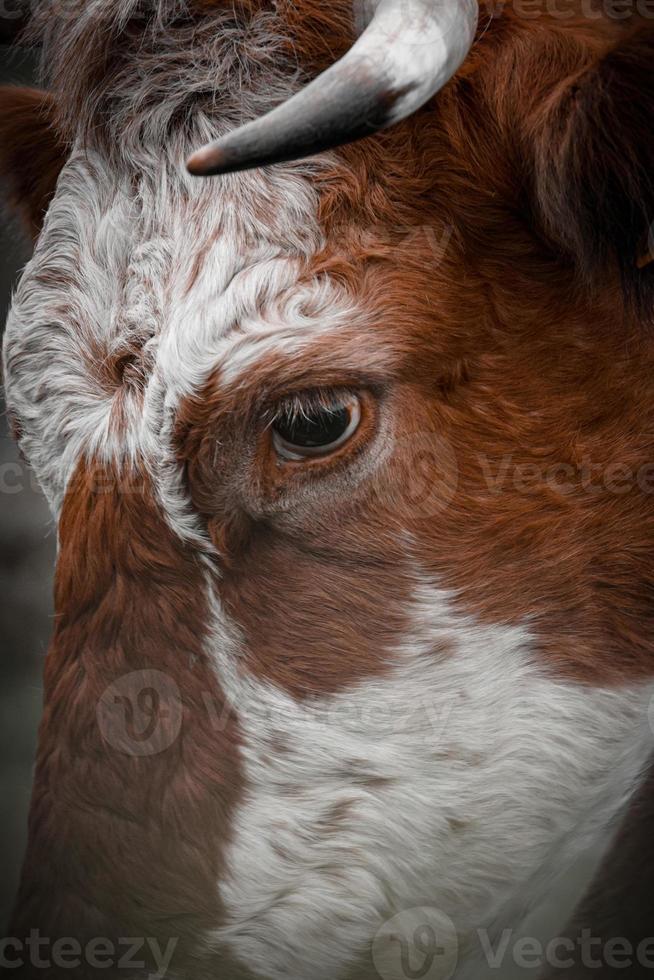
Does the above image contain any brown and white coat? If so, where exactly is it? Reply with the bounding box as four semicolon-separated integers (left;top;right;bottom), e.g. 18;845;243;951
1;1;654;977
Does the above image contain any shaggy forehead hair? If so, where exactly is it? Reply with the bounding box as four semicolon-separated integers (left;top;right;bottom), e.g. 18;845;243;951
31;0;347;157
6;0;355;525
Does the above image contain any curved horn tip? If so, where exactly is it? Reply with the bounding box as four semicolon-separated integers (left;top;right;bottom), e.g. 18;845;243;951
186;147;226;177
187;0;478;177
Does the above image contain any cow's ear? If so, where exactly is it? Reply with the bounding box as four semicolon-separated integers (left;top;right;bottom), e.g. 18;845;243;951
0;86;67;241
531;26;654;310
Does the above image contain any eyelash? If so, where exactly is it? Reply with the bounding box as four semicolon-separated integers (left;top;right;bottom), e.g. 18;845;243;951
264;388;354;430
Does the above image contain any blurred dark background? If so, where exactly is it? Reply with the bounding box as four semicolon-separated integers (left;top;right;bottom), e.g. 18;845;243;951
0;45;55;930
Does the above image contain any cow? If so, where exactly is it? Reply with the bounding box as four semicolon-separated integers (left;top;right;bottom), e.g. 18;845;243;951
1;0;654;977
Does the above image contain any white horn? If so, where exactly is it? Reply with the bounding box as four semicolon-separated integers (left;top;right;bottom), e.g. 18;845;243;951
187;0;478;177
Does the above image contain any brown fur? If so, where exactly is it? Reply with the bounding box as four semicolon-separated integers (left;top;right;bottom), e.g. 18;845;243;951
0;86;66;238
175;373;427;697
305;5;654;685
7;459;244;978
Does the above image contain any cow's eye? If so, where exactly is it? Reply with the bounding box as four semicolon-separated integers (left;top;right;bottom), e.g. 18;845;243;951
272;392;362;461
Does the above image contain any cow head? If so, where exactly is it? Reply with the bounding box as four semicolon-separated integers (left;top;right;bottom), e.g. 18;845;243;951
2;2;654;978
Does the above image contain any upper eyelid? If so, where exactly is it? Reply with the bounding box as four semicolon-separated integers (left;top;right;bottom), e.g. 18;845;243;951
262;388;356;427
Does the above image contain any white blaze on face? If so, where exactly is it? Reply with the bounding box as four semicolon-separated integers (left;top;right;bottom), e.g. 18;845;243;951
2;132;343;527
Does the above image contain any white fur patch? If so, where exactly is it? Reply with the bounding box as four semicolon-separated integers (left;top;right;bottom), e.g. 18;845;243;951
207;577;654;980
2;134;351;544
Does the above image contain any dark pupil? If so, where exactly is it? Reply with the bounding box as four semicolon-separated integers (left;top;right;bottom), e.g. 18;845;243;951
275;405;350;448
